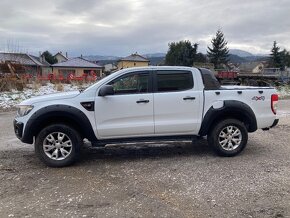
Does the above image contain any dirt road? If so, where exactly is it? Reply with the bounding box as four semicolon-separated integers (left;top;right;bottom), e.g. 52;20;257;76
0;101;290;217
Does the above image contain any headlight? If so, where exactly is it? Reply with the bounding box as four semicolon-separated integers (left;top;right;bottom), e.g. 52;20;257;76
16;105;34;117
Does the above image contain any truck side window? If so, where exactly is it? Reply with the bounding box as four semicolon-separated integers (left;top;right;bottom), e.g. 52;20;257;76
156;71;193;92
109;72;149;95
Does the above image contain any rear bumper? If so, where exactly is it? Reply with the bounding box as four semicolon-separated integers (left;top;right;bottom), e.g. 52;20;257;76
262;119;279;131
270;119;279;128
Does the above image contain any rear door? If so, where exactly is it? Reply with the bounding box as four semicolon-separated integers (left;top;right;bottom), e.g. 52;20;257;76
95;71;154;138
153;69;203;135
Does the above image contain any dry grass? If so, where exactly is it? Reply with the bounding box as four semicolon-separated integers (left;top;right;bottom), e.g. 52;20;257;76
40;80;48;86
32;80;41;90
55;83;64;92
70;80;83;86
0;78;27;92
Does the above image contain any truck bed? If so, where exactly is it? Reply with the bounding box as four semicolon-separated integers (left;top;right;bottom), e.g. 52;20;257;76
203;86;277;129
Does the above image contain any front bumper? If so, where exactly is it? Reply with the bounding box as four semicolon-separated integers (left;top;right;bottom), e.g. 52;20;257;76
13;119;24;139
13;119;34;144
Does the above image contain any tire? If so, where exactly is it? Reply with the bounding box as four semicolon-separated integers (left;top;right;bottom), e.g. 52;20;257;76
208;119;248;157
35;124;82;167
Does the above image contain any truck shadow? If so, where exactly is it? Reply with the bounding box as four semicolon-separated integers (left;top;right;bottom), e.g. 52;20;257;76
78;138;213;164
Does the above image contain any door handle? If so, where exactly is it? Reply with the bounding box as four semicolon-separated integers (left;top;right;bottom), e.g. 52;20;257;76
136;99;149;103
183;96;195;100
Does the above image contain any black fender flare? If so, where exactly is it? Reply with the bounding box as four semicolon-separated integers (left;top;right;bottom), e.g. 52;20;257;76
22;104;97;144
199;100;257;136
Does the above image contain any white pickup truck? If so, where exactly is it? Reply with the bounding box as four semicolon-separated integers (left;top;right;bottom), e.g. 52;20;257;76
14;66;279;167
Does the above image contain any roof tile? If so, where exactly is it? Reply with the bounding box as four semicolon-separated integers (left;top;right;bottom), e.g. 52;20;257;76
0;52;43;66
52;57;103;68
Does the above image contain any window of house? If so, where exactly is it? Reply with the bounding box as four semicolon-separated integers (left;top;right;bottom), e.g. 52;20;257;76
156;71;193;92
59;69;75;78
109;72;149;95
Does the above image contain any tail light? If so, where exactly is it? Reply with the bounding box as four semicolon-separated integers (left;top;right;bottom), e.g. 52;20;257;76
271;94;278;115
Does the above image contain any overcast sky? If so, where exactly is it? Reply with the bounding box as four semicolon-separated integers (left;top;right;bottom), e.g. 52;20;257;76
0;0;289;57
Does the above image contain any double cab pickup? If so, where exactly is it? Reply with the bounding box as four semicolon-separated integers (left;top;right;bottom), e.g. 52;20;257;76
14;66;279;167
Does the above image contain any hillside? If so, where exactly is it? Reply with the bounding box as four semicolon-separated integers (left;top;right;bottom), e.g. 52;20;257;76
228;54;246;63
83;49;269;66
229;49;253;57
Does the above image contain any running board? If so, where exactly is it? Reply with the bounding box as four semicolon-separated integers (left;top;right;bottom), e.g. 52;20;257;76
91;135;202;147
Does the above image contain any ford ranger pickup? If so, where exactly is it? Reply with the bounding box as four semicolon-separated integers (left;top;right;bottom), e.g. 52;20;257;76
14;66;279;167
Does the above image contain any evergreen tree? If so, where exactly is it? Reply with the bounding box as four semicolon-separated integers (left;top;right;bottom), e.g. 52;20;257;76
280;49;290;68
195;52;207;63
165;40;197;66
269;41;290;69
270;41;282;68
42;51;58;64
207;30;229;69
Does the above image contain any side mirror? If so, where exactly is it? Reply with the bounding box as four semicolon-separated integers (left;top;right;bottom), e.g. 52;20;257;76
99;85;114;96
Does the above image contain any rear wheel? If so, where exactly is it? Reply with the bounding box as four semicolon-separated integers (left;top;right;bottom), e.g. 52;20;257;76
208;119;248;156
35;124;82;167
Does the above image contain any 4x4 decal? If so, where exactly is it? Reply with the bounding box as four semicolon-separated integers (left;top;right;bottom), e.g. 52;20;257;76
252;96;265;101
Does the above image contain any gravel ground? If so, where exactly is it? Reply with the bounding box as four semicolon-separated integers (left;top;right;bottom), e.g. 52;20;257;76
0;101;289;218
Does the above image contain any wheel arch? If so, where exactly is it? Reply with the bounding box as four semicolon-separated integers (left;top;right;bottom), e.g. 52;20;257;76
22;105;97;144
199;100;257;136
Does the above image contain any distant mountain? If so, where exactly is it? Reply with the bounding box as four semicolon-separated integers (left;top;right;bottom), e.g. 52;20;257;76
83;50;269;66
95;59;118;66
243;56;268;62
147;57;165;66
229;49;253;57
143;53;166;58
255;53;270;57
228;49;270;63
228;54;247;63
84;55;120;61
83;53;166;66
84;53;166;62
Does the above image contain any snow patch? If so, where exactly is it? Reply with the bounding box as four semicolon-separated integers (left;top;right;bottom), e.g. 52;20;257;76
0;82;93;109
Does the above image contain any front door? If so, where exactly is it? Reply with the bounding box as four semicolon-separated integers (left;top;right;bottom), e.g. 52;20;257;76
95;71;154;139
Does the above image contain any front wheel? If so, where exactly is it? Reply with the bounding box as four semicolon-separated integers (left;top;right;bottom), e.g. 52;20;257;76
208;119;248;157
35;124;82;167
